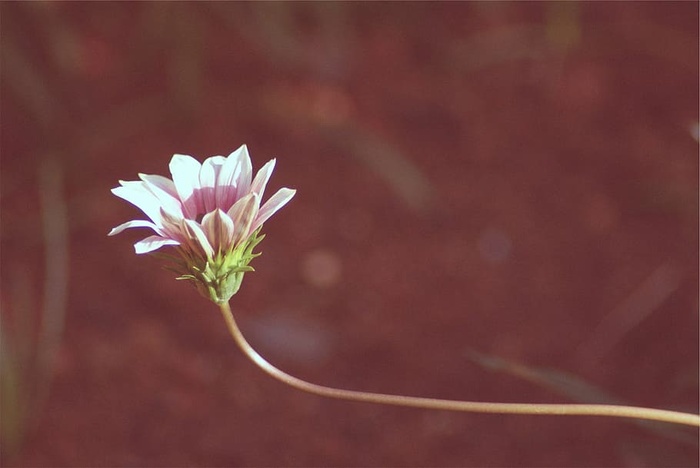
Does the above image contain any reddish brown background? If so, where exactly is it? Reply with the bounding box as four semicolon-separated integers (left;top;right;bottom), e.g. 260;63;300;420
1;2;698;467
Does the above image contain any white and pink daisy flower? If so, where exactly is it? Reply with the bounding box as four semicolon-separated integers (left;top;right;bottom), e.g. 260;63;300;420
109;145;296;303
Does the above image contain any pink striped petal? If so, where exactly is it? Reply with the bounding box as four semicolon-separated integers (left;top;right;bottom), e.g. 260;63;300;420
227;193;259;245
202;209;235;253
183;219;215;260
250;158;276;199
251;188;296;233
157;207;189;245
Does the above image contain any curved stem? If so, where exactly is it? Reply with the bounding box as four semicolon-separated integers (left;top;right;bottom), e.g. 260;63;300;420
218;302;700;427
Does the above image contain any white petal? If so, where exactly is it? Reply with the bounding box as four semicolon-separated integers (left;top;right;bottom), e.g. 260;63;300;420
111;182;166;226
134;235;180;254
251;188;296;233
199;156;226;213
216;152;243;211
139;174;184;218
250;158;276;199
226;145;248;167
234;145;253;200
138;174;178;199
169;154;202;219
108;219;161;236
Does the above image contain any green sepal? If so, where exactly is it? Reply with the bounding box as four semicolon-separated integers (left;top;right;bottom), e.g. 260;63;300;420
153;227;266;304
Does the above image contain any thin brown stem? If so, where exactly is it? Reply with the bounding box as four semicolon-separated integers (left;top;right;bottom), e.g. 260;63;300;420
219;302;699;427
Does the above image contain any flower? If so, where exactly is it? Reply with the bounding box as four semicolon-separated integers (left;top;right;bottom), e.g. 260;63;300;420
109;145;296;303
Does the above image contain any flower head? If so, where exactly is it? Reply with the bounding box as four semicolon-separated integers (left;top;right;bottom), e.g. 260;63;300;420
109;145;296;303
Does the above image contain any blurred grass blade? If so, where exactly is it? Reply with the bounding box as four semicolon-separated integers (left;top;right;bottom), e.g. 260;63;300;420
576;262;681;364
35;157;70;409
0;326;27;460
0;38;56;129
168;3;203;117
546;2;581;52
325;124;436;213
465;349;697;445
467;349;620;404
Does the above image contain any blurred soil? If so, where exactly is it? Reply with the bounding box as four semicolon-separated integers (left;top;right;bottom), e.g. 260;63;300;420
1;2;698;467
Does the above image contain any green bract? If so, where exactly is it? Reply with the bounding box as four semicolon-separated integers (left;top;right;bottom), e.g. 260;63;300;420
167;228;265;303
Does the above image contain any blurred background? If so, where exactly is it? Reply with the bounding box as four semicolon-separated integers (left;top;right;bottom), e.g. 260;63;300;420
1;2;698;466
